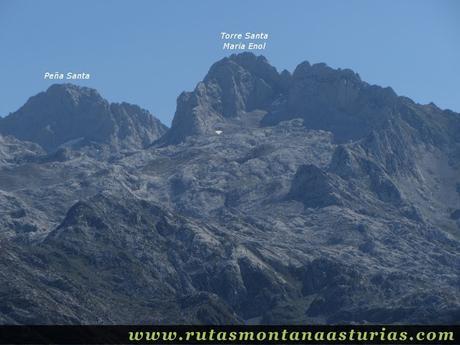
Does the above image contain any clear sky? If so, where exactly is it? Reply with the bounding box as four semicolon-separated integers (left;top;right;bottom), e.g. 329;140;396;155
1;0;459;125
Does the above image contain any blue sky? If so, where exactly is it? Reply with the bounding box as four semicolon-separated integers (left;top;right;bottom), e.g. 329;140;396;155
0;0;459;125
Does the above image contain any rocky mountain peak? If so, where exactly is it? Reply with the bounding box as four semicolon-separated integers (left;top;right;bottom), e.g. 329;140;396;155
204;53;281;90
45;83;104;104
163;54;409;145
160;53;283;144
0;84;167;153
292;61;362;83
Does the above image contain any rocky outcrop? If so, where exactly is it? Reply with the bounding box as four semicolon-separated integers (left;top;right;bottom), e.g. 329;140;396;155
0;134;44;164
288;164;345;208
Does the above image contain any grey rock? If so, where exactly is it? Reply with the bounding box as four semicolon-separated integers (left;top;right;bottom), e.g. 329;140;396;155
0;84;167;153
160;53;283;144
0;53;459;325
288;165;345;208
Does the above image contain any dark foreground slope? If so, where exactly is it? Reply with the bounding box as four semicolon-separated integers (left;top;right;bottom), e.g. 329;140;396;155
0;53;459;324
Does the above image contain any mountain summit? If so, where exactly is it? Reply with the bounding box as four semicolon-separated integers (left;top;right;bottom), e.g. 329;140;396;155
0;84;167;153
163;53;459;149
161;53;286;144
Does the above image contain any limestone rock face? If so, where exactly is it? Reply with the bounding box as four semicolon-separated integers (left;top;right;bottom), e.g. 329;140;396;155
0;54;460;324
288;165;345;208
0;134;44;164
0;84;167;153
161;53;284;144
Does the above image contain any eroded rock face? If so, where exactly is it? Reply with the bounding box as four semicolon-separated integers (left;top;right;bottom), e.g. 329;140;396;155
0;84;167;153
0;134;44;164
288;165;344;208
0;53;459;324
161;53;284;144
